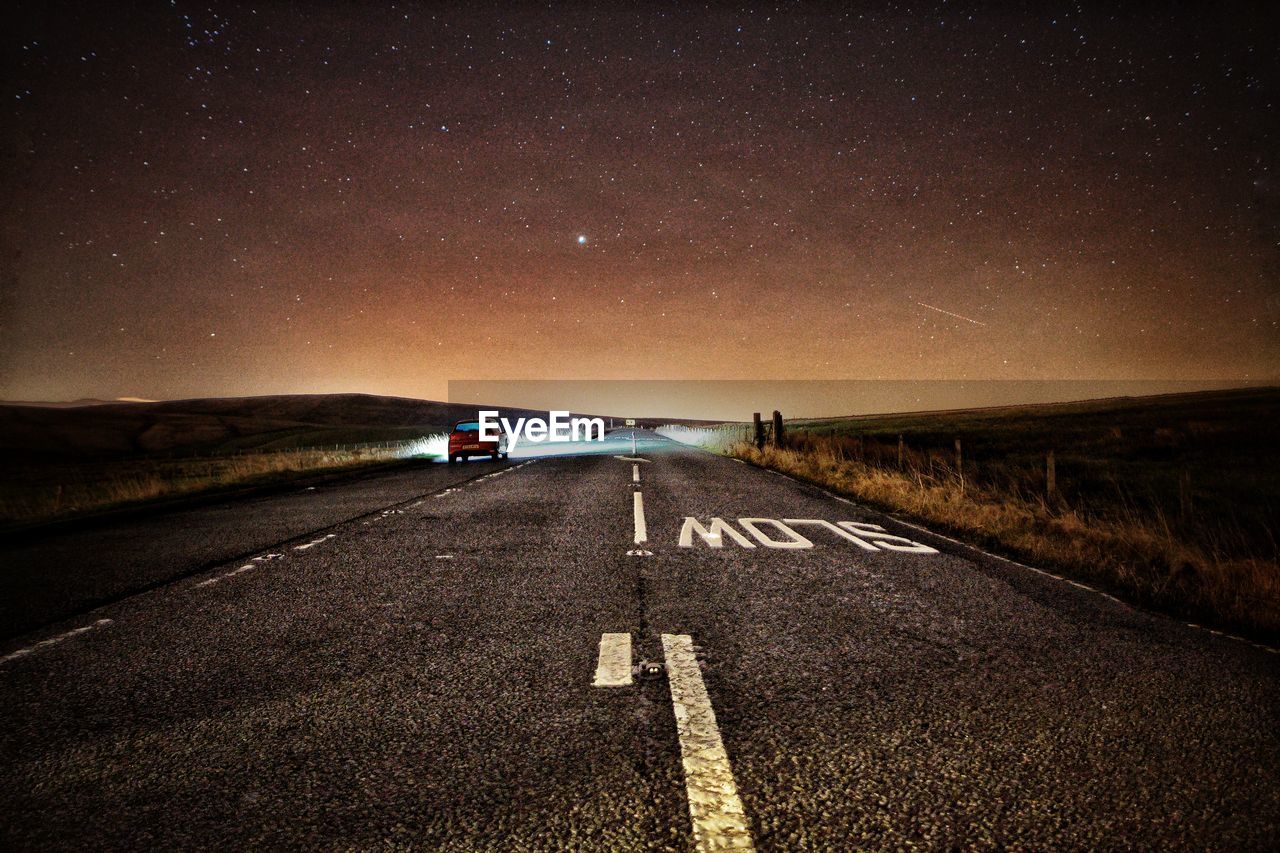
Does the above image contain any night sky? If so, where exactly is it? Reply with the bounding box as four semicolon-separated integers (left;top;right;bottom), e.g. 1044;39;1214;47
2;2;1277;404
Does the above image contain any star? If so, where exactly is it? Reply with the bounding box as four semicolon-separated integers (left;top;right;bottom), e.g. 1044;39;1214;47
577;235;588;245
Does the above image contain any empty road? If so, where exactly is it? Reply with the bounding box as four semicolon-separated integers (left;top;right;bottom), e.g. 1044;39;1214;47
2;430;1278;849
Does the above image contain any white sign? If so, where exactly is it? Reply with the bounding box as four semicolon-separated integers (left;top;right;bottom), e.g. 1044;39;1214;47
678;517;938;553
625;418;637;426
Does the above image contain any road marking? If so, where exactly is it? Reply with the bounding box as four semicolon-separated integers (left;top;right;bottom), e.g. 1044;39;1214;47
633;463;641;483
294;533;336;551
738;518;813;549
592;633;633;687
661;633;755;851
633;491;648;543
784;518;879;551
680;517;753;548
614;455;649;463
1;619;113;665
678;517;937;553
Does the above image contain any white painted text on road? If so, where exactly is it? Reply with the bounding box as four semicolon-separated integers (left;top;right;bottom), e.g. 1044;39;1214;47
678;517;938;553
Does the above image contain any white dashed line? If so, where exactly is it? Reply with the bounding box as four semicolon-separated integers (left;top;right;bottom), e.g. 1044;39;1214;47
294;533;336;551
633;491;648;544
661;633;755;851
633;464;641;483
592;632;633;687
1;619;113;665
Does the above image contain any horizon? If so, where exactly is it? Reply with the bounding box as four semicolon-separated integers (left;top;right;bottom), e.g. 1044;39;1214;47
4;378;1276;422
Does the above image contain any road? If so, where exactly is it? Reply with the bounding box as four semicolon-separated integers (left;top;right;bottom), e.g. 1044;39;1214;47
2;430;1278;849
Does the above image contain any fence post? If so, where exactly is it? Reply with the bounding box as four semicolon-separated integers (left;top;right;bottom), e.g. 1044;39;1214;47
897;434;904;469
772;410;785;448
1179;469;1193;522
954;438;963;493
753;412;765;450
1046;449;1056;499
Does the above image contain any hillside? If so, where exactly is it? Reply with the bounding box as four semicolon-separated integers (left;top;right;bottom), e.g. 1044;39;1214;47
0;394;559;459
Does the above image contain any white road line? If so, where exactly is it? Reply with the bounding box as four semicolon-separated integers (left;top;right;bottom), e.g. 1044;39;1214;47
633;491;648;544
1;619;113;665
592;633;633;687
633;464;641;483
294;533;336;551
661;633;755;851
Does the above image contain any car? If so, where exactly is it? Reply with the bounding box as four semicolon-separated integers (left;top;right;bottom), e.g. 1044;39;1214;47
448;419;508;464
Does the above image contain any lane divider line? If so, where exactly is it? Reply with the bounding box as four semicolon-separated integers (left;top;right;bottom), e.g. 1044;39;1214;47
592;633;633;687
633;491;648;544
661;633;755;851
633;463;641;483
1;619;113;665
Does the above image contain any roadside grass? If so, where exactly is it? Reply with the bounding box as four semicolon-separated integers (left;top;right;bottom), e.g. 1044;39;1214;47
0;435;448;528
663;388;1280;642
729;435;1278;641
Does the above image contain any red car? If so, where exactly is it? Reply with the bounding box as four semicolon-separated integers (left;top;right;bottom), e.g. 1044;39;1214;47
447;419;509;464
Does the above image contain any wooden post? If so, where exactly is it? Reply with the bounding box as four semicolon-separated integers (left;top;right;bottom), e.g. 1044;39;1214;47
954;438;963;493
1179;469;1192;522
897;434;904;469
1046;449;1056;499
772;410;785;448
753;412;765;450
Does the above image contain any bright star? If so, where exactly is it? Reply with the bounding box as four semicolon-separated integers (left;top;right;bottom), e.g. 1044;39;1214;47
577;235;587;245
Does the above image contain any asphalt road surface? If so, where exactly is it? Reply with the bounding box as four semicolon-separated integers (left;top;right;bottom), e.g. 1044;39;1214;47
2;430;1277;849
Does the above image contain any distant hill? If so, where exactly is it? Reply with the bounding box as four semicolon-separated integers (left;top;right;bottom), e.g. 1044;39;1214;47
0;394;569;459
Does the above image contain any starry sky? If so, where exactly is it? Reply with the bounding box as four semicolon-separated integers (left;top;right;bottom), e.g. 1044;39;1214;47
2;2;1277;405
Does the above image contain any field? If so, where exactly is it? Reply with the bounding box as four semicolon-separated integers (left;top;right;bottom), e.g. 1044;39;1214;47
0;394;485;528
670;387;1280;641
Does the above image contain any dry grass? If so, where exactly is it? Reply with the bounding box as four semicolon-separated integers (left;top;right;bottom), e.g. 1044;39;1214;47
0;446;410;526
732;436;1280;641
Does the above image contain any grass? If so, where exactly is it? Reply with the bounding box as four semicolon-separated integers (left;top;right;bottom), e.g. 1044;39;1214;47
664;388;1280;642
0;435;448;528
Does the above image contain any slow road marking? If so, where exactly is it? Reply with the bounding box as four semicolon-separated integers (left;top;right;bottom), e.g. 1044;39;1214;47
592;633;633;687
678;517;938;552
661;633;755;851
